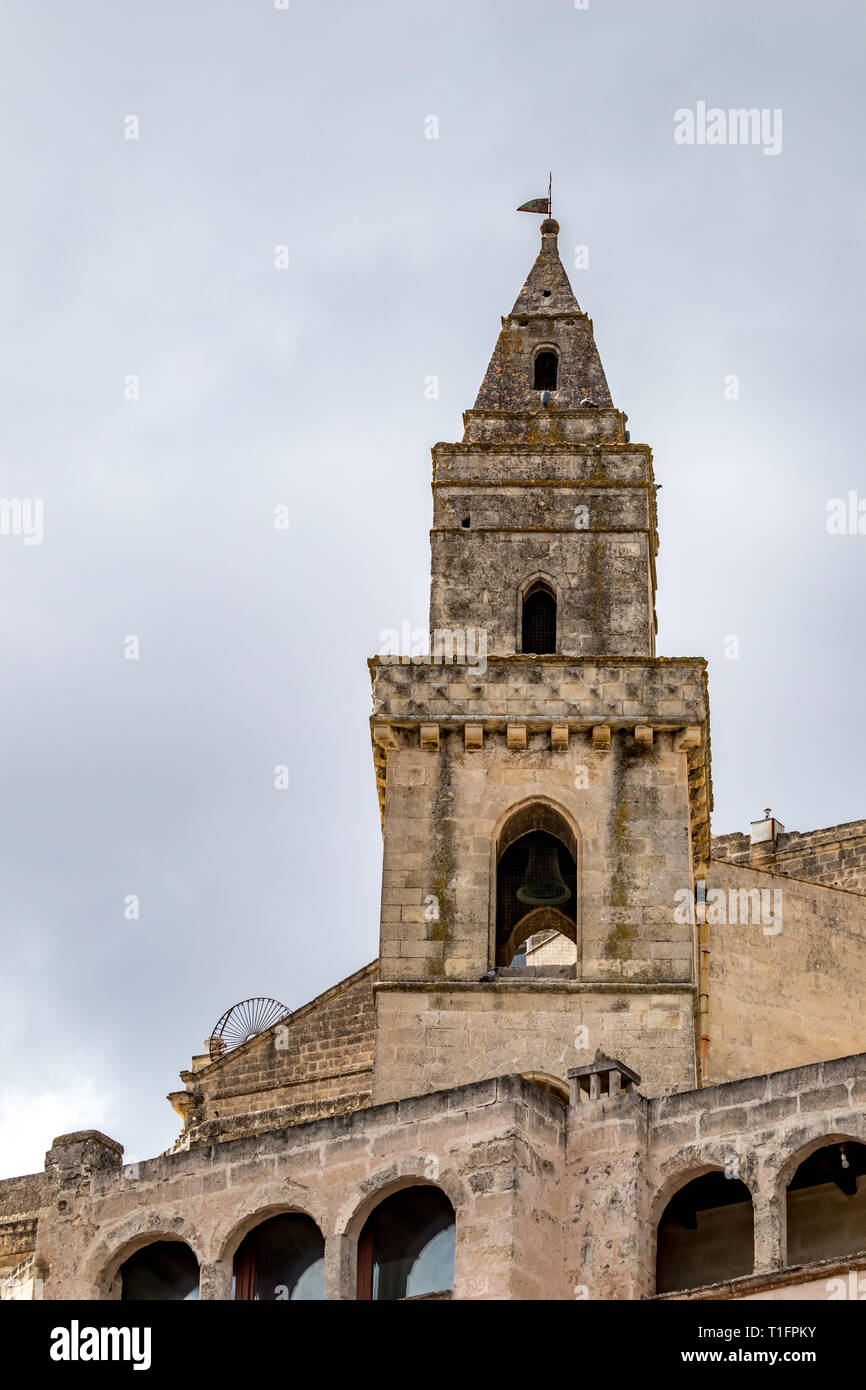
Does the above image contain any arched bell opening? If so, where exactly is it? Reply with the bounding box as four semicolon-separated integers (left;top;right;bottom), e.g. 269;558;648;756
495;805;578;969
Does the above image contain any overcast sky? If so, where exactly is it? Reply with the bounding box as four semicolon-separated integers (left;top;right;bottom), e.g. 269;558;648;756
1;0;864;1177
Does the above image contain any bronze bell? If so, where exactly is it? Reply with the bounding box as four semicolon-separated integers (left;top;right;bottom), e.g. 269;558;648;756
516;840;570;906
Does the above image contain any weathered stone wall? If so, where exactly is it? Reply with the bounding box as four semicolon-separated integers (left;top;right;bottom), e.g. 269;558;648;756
508;1085;569;1300
703;862;866;1085
641;1054;866;1299
429;446;656;659
373;980;697;1105
22;1055;866;1302
475;315;612;412
472;222;612;413
0;1171;44;1223
32;1076;569;1302
371;693;707;1101
375;722;699;987
712;819;866;894
459;412;626;446
371;655;707;728
567;1074;651;1300
0;1171;44;1273
173;963;377;1140
430;531;655;659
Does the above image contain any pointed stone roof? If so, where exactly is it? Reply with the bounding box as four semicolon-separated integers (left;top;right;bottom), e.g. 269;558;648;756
473;219;613;412
510;218;584;318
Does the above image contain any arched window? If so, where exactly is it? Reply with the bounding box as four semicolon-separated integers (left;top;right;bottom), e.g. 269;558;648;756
533;349;558;390
357;1186;455;1301
233;1213;325;1300
495;804;577;969
119;1240;199;1301
521;582;556;654
656;1172;754;1295
786;1140;866;1267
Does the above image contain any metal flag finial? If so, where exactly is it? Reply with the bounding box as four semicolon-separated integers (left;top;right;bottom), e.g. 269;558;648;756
516;172;553;217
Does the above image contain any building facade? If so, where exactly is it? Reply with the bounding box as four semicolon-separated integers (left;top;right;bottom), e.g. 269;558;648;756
3;220;866;1302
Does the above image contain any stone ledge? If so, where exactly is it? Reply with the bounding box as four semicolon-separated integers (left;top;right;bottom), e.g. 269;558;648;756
370;656;708;727
653;1052;866;1122
653;1248;866;1301
375;980;696;995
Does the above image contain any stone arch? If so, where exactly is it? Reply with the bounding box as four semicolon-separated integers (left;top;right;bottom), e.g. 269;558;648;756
774;1122;866;1193
337;1164;466;1242
780;1128;866;1269
334;1164;467;1301
519;575;557;655
229;1209;326;1302
82;1211;203;1297
519;570;558;604
213;1193;328;1267
520;1071;570;1106
499;905;576;969
532;344;559;390
347;1175;459;1302
495;797;578;860
516;571;558;651
649;1159;735;1229
653;1163;756;1296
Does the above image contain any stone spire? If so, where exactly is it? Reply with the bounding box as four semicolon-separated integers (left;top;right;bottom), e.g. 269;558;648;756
368;211;711;1110
472;219;613;415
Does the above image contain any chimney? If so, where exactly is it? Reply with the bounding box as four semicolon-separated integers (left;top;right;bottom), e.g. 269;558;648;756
749;807;784;863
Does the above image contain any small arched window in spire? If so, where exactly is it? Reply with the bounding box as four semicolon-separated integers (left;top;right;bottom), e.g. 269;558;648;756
533;350;558;391
521;581;557;654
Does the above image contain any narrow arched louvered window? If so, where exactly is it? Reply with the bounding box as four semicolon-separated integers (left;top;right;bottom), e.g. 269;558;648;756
533;350;558;390
521;583;556;654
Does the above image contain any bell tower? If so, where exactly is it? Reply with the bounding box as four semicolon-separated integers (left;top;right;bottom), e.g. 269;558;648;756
369;218;712;1102
429;217;657;660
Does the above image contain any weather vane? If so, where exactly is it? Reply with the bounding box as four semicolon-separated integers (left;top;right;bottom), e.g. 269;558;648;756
517;172;553;219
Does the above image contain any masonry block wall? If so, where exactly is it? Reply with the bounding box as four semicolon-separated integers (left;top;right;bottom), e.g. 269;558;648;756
566;1083;651;1300
561;1052;866;1301
430;441;657;658
28;1077;569;1302
644;1054;866;1297
0;1172;43;1282
170;964;377;1142
712;819;866;894
375;717;700;985
507;1086;569;1300
20;1054;865;1301
704;861;866;1085
372;710;703;1101
8;221;866;1307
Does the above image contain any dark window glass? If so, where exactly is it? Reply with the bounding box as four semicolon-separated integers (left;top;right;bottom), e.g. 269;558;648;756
533;351;558;390
522;585;556;653
357;1186;455;1301
233;1213;325;1300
